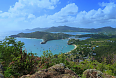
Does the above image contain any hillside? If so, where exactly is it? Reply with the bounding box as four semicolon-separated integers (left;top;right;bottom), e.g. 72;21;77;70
45;26;88;32
91;26;116;33
45;26;116;33
0;37;116;78
1;36;116;78
10;31;71;44
25;27;48;31
29;26;116;33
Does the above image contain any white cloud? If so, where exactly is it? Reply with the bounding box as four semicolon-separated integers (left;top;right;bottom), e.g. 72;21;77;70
27;3;78;28
1;0;59;18
28;14;35;19
47;3;78;23
9;0;59;12
0;10;2;13
0;1;116;31
0;0;60;31
74;2;116;28
40;2;116;28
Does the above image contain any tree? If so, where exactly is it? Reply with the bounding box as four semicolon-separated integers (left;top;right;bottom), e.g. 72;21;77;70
0;37;39;77
0;37;24;68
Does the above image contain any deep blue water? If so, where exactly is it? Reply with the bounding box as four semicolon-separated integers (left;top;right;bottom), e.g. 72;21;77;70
0;31;92;57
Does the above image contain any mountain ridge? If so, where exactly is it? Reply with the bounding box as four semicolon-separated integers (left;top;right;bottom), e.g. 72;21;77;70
27;26;116;33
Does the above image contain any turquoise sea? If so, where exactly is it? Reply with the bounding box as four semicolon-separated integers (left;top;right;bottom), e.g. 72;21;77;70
16;38;74;56
0;31;92;57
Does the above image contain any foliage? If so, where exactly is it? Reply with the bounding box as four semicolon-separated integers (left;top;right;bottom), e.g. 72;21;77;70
4;51;38;78
37;51;116;76
10;31;71;43
67;36;116;76
78;33;116;39
45;26;116;33
69;60;116;76
38;50;70;70
0;37;24;67
0;37;116;77
0;37;40;78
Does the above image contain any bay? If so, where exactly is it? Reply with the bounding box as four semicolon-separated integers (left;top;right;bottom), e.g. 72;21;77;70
0;31;74;57
0;31;91;57
16;38;74;57
50;32;93;35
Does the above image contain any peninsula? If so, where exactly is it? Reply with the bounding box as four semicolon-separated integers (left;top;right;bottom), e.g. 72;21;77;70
10;31;71;44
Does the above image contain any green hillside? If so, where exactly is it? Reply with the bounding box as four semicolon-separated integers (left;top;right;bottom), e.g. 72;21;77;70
10;31;71;44
44;26;116;33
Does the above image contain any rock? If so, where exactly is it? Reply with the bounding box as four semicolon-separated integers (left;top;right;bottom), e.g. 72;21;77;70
20;63;79;78
40;41;47;44
82;69;114;78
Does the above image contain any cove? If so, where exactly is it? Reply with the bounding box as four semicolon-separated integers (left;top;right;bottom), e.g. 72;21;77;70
16;38;75;57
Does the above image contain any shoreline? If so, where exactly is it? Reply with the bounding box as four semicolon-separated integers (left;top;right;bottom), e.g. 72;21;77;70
16;37;38;39
16;37;76;55
65;44;77;54
16;37;44;41
16;37;67;44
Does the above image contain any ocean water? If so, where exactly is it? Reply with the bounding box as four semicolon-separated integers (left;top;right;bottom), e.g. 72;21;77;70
51;32;93;35
0;31;74;57
16;38;74;56
0;31;92;57
0;30;34;41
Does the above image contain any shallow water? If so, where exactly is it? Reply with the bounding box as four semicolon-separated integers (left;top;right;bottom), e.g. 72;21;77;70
0;31;91;57
16;38;74;57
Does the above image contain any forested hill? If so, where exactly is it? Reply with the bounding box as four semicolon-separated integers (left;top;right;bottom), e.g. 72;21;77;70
10;31;71;44
45;26;87;32
45;26;116;33
26;26;116;33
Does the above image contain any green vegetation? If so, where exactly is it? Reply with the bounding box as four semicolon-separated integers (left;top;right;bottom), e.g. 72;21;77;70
68;33;116;63
0;33;116;77
0;37;24;67
10;31;71;44
77;33;116;39
44;26;116;33
0;37;39;77
67;33;116;76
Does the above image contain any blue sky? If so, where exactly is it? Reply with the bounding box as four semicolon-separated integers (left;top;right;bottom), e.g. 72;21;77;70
0;0;116;31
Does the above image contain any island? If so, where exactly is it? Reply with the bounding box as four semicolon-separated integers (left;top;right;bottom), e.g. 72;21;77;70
10;31;72;44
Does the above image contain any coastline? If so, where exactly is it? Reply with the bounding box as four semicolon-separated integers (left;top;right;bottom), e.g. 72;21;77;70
16;37;37;39
65;44;77;54
15;37;76;55
16;37;44;41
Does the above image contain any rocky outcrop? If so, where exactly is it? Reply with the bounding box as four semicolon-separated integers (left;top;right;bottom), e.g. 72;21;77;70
82;69;114;78
40;41;47;44
20;63;79;78
20;64;115;78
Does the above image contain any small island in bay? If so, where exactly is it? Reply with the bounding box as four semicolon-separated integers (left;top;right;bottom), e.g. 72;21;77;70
10;31;72;44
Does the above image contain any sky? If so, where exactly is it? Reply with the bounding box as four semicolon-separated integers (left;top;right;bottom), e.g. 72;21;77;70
0;0;116;31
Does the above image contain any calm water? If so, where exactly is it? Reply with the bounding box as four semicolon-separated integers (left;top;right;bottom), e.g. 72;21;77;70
16;38;74;56
0;31;91;57
51;32;93;35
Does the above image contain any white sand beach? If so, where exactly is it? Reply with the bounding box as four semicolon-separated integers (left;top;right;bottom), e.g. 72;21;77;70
65;44;77;54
